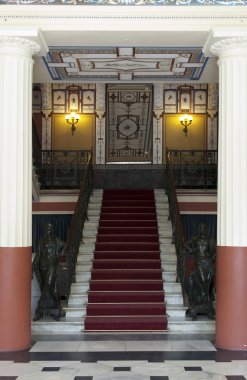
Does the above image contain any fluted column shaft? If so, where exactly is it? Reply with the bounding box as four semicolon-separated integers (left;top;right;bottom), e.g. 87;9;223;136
0;36;40;351
211;37;247;350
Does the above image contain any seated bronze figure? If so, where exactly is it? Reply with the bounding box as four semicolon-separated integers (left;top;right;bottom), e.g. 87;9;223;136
184;222;216;320
33;223;64;321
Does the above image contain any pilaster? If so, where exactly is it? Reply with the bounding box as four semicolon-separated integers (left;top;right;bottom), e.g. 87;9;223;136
95;83;106;164
153;83;164;164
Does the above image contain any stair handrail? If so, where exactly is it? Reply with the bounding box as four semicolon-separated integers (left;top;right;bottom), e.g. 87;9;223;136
57;151;93;304
165;148;186;301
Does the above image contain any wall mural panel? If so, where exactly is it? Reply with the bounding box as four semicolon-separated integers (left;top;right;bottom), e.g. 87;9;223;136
106;86;153;163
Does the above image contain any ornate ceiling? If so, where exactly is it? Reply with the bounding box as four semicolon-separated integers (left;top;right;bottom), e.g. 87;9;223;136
44;46;208;82
3;7;243;83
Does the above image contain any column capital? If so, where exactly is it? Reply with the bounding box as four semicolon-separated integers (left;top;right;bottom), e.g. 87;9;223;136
0;36;40;56
203;28;247;57
211;37;247;57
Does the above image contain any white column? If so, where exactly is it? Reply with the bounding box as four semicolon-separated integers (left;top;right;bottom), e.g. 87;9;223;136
0;35;41;352
211;38;247;247
210;36;247;350
95;83;106;164
0;36;40;247
153;83;164;164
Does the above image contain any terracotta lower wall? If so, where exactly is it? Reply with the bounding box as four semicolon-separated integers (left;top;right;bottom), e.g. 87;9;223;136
0;247;32;351
216;246;247;350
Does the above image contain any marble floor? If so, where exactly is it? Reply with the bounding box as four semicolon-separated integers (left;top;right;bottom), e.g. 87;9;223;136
0;333;247;380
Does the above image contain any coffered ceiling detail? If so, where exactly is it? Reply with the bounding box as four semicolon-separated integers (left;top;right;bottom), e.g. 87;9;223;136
43;47;208;82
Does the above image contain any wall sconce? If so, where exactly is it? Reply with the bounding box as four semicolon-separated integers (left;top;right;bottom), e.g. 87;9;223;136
65;112;80;136
179;114;193;137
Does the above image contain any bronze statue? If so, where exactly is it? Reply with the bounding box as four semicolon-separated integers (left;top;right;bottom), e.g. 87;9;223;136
33;223;64;320
184;222;216;320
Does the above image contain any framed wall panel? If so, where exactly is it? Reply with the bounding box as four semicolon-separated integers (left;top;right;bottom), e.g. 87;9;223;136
82;90;95;113
193;89;208;113
164;89;177;113
53;89;66;113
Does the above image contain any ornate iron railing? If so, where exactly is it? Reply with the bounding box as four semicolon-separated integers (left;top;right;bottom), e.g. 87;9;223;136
32;116;42;172
57;152;93;308
166;150;187;302
167;149;217;189
39;150;92;189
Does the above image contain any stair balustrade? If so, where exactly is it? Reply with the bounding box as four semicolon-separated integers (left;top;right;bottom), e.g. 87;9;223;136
167;149;217;189
39;149;92;189
166;149;186;303
57;152;93;309
165;148;218;304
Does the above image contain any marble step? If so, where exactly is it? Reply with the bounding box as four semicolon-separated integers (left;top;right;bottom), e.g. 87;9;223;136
165;292;184;306
87;209;169;217
76;266;177;282
159;226;172;232
157;221;172;226
79;244;96;253
78;244;176;255
88;215;100;221
77;254;94;263
64;306;187;319
88;204;103;210
166;306;187;318
156;205;169;210
76;255;177;266
83;228;172;239
32;317;215;334
64;307;87;318
163;254;177;262
162;263;176;272
160;244;176;253
75;271;91;282
156;210;169;216
167;317;215;333
81;236;173;244
67;291;183;308
31;318;85;334
76;252;176;262
75;269;176;282
71;282;89;293
70;281;181;294
68;294;88;307
76;263;92;271
163;271;176;282
164;282;182;292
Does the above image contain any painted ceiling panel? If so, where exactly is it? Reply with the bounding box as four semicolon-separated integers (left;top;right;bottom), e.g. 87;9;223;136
43;46;208;81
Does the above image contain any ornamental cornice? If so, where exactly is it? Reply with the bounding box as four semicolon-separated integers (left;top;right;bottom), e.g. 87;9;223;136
0;36;40;55
2;15;247;20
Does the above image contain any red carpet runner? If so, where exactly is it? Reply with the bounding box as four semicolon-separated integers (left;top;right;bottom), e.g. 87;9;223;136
84;189;168;331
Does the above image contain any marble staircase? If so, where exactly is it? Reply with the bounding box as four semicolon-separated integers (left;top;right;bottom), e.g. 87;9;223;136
31;189;215;334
